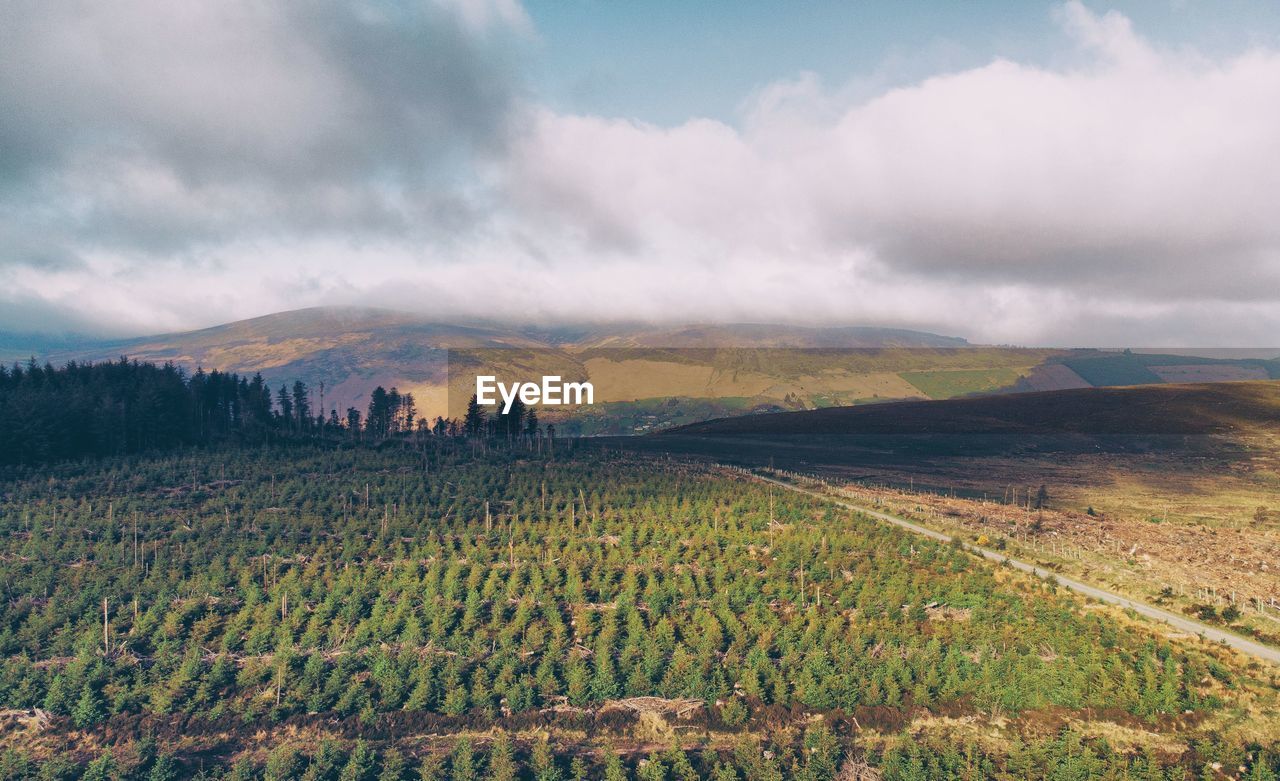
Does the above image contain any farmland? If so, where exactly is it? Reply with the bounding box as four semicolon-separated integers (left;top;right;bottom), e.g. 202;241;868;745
899;368;1024;399
19;306;1280;437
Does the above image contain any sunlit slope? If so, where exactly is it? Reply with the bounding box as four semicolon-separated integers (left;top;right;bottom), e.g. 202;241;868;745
11;308;1030;421
558;322;970;348
39;307;543;420
9;307;1278;429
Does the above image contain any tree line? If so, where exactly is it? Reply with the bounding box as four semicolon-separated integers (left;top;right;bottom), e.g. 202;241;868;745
0;359;276;465
0;359;544;466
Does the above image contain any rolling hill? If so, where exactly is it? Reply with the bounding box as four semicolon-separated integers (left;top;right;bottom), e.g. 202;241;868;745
634;381;1280;658
664;380;1280;438
533;322;970;349
637;380;1280;485
0;307;1017;424
4;307;1279;432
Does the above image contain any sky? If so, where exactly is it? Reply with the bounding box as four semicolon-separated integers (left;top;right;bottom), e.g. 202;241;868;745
2;0;1280;346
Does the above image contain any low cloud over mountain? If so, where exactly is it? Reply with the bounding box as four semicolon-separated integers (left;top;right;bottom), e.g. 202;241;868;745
3;2;1280;345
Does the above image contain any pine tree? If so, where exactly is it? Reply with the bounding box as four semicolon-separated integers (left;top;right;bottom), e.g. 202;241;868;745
417;754;447;781
378;749;409;781
265;745;302;781
665;746;698;781
636;754;665;781
450;738;477;781
81;754;116;781
33;755;78;781
500;398;526;440
604;753;629;781
486;733;518;781
799;722;841;781
531;739;561;781
1249;756;1278;781
401;394;417;433
0;748;33;780
592;645;619;701
340;740;376;781
387;388;403;435
277;385;294;428
303;741;343;781
148;753;180;781
368;387;391;439
72;682;105;728
712;764;738;781
292;381;311;430
42;673;71;715
441;682;468;715
227;758;258;781
464;395;486;437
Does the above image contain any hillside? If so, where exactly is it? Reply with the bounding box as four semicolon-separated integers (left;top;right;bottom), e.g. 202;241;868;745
5;308;1278;432
665;380;1280;439
537;322;970;348
2;445;1277;778
638;381;1280;662
0;308;1020;424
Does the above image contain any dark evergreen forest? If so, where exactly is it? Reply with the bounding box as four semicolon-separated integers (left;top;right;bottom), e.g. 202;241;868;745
0;359;517;466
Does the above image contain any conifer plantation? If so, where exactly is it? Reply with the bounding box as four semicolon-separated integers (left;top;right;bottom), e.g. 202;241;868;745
9;0;1280;775
0;363;1278;778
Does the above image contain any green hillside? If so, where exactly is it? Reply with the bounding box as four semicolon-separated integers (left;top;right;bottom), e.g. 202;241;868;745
5;310;1279;435
901;367;1022;398
0;444;1276;777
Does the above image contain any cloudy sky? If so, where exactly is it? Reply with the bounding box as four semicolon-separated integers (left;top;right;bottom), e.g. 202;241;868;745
3;0;1280;346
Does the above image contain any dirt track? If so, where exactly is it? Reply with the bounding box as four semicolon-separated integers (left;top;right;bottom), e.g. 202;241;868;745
754;473;1280;667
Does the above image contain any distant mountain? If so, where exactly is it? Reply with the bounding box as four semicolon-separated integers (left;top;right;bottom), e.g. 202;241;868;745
4;307;1277;433
2;308;547;421
0;307;985;423
531;322;969;349
0;331;104;362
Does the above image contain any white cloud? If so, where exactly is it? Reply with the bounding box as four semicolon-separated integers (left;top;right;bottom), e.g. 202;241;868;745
496;0;1280;342
0;0;522;257
436;0;533;36
3;1;1280;346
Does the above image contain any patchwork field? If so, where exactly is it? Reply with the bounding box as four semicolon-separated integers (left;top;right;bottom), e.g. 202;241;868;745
12;308;1280;438
900;367;1025;399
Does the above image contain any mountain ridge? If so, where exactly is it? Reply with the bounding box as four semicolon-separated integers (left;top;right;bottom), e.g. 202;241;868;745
0;307;977;421
6;307;1277;433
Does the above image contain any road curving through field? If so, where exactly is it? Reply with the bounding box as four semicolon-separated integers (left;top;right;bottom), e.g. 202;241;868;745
752;472;1280;667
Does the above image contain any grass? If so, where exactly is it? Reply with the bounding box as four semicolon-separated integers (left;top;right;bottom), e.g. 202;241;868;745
553;395;766;435
899;367;1023;398
622;380;1280;656
784;470;1280;651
